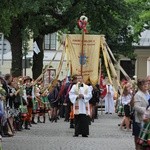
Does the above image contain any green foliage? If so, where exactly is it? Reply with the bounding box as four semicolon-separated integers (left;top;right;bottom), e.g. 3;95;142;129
0;0;149;76
126;0;150;32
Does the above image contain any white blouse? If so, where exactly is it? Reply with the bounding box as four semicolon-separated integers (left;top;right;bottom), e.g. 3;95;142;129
121;94;132;105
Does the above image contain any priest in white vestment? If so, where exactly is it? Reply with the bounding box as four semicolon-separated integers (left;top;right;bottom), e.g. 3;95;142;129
69;75;92;137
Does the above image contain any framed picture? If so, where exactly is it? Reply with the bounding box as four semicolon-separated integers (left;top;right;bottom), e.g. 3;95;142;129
43;69;56;86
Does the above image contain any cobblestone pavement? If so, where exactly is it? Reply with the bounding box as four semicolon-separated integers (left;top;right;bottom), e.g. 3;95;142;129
2;113;135;150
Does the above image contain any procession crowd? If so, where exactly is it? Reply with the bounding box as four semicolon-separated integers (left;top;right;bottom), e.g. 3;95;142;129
0;73;150;150
0;74;100;138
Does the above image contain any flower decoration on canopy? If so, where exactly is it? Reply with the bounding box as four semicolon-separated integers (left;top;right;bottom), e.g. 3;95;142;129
77;15;88;33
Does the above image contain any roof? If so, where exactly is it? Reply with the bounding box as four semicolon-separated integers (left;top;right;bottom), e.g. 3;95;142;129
133;30;150;46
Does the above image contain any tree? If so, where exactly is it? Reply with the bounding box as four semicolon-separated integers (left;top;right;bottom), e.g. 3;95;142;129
0;0;83;77
0;0;148;78
66;0;149;58
126;0;150;39
26;0;83;79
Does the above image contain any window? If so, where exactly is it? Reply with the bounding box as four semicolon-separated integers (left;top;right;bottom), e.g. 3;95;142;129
120;60;133;80
44;33;57;50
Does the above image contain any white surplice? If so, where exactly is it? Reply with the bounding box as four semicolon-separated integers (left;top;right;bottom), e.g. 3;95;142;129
69;83;92;115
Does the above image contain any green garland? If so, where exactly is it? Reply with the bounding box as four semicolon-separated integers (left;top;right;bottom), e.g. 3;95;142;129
0;84;6;96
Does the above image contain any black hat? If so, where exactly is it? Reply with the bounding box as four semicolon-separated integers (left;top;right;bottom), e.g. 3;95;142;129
23;76;32;83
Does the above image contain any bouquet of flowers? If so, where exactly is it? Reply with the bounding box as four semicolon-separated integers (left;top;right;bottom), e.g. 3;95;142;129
0;83;6;100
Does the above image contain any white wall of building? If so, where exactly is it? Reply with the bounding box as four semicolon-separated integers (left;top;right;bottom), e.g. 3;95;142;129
147;57;150;76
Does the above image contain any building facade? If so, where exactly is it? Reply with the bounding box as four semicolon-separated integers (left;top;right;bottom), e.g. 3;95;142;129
0;30;150;81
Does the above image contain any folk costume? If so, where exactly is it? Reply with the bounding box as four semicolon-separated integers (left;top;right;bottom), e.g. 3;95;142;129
69;82;92;137
104;84;115;114
39;89;49;123
35;85;43;123
24;76;36;128
25;85;33;128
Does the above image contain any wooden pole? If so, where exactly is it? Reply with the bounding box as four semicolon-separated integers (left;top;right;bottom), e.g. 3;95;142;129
81;32;85;76
99;58;103;115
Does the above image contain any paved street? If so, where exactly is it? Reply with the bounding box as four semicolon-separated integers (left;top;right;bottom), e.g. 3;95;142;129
2;112;135;150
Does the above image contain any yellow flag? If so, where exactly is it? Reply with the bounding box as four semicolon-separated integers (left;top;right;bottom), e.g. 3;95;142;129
66;34;101;85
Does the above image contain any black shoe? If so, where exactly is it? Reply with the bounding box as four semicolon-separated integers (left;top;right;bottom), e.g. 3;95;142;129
109;113;112;114
17;128;22;131
37;120;42;123
105;112;108;114
2;134;9;137
2;133;13;137
82;135;88;137
89;121;91;125
31;121;37;124
70;124;74;128
7;133;14;137
73;134;78;137
24;127;30;130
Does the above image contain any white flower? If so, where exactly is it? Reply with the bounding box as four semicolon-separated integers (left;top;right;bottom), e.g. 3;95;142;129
133;75;137;79
80;15;88;22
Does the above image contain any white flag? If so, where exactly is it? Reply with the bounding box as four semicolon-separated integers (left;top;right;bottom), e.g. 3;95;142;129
33;41;40;54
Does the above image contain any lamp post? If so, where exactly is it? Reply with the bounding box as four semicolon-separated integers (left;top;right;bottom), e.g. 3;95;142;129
0;33;4;75
23;39;29;76
131;58;136;79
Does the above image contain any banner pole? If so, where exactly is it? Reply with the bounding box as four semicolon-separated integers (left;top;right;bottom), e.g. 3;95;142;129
81;32;85;76
77;15;88;76
99;58;103;115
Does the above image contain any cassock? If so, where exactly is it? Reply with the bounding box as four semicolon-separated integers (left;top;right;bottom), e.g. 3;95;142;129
69;82;92;137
